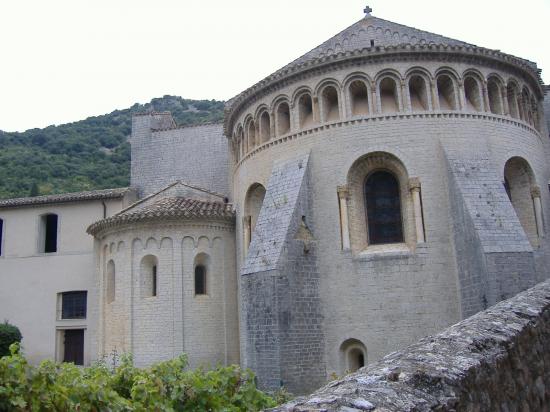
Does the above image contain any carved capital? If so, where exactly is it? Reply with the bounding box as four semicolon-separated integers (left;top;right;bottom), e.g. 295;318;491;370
408;177;421;192
531;185;541;199
337;185;350;199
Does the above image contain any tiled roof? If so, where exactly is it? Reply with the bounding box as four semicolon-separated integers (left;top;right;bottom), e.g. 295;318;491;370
0;187;131;209
87;197;235;235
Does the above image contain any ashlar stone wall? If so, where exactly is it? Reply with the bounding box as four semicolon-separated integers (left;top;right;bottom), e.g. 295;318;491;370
271;278;550;411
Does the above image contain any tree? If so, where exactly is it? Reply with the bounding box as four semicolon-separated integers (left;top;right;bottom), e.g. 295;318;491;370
29;182;39;197
0;321;22;357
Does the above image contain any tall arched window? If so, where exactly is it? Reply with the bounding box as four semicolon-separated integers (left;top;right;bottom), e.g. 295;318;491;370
379;77;399;113
436;74;457;110
276;102;290;136
408;75;428;111
321;85;340;122
194;253;209;295
140;255;158;298
259;111;271;143
298;93;314;128
244;183;266;251
106;260;115;303
507;83;519;118
349;80;369;116
365;171;403;244
487;77;503;115
247;120;256;151
464;76;482;111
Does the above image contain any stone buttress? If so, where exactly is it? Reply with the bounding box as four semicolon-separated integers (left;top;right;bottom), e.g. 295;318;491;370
240;152;325;394
442;139;536;318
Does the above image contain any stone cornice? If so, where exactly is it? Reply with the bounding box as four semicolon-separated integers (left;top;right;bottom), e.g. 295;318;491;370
224;45;544;136
93;218;235;239
233;111;542;171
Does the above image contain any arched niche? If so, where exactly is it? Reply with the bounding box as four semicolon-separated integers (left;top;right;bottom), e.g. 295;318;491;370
140;255;158;298
339;339;367;374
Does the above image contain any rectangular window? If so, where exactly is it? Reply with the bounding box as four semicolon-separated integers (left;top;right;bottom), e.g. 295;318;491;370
63;329;84;365
152;265;157;297
43;214;58;253
0;218;3;256
61;291;87;319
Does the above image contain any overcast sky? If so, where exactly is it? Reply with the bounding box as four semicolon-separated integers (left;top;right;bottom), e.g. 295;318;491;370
1;0;548;132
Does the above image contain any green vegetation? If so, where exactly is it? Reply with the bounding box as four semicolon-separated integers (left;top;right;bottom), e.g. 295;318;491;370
0;322;22;357
0;96;225;199
0;343;280;411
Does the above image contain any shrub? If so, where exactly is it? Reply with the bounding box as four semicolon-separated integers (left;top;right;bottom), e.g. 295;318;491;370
0;322;22;357
0;345;278;411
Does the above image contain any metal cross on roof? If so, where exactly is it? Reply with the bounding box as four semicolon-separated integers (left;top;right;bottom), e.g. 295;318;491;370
364;5;373;15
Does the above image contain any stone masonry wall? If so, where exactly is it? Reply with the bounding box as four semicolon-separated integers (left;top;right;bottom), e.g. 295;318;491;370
131;114;229;198
271;278;550;411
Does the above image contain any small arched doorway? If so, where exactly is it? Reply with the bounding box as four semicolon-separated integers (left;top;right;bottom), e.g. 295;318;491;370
339;338;367;374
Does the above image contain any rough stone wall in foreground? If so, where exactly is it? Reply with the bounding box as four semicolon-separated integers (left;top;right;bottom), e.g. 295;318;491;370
271;279;550;411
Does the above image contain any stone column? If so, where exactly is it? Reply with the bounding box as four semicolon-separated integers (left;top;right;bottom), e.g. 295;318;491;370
337;186;351;250
400;80;407;112
431;79;440;111
482;83;490;112
372;82;379;114
531;186;544;237
501;87;510;116
312;96;320;124
458;81;466;110
243;216;251;257
409;177;425;243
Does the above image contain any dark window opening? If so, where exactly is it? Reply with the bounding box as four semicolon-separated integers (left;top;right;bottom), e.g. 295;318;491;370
63;329;84;365
152;265;157;297
365;171;403;244
0;218;3;256
44;214;58;253
61;291;87;319
358;353;365;368
195;265;206;295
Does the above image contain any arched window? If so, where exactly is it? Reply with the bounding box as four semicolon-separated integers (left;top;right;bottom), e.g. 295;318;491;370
244;183;266;251
321;85;340;122
247;120;256;151
408;75;428;111
507;83;519;118
194;253;209;296
259;111;271;143
436;74;457;110
106;260;115;303
276;102;290;136
339;339;367;374
365;171;403;244
349;80;369;116
379;77;399;113
487;78;503;114
140;255;158;298
504;157;540;244
41;213;58;253
298;93;314;128
464;76;482;111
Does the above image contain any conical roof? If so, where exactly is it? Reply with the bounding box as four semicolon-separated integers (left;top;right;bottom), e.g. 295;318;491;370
279;15;473;73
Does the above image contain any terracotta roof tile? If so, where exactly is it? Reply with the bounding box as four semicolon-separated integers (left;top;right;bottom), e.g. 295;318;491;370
0;187;131;209
87;196;235;235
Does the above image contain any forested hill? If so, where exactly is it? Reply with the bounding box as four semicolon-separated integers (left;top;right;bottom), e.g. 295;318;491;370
0;96;225;199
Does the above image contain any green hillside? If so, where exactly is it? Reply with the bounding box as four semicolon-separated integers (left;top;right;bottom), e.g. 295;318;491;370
0;96;225;199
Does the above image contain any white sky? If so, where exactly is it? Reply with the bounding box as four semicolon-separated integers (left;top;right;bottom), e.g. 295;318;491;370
1;0;548;132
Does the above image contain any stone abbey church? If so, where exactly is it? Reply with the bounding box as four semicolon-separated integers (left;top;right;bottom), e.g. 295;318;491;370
1;8;550;395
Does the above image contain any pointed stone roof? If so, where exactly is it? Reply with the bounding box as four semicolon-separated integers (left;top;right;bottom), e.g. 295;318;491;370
224;12;543;135
278;15;473;74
